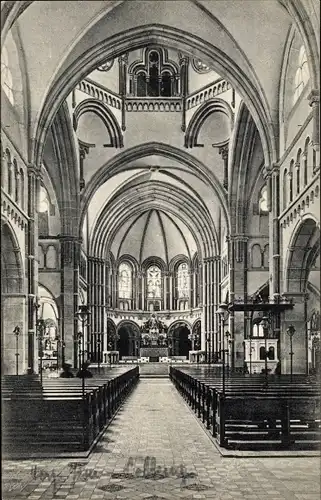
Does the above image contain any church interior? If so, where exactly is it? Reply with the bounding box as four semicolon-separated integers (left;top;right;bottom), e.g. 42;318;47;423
1;1;320;498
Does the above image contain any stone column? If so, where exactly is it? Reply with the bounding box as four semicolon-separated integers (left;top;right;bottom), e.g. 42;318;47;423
27;166;41;373
60;235;81;366
179;56;189;132
280;292;308;374
210;257;215;362
213;256;221;358
264;164;281;337
308;90;320;171
202;260;208;353
164;271;171;311
218;142;229;190
119;53;128;132
78;140;95;191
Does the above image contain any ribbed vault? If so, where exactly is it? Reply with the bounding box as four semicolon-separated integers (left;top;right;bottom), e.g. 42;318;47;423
90;178;218;261
81;141;229;240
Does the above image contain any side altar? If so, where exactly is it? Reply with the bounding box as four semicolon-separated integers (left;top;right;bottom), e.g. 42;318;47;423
140;314;169;361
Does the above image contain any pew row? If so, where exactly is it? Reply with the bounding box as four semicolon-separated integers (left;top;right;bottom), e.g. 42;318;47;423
2;367;139;456
170;366;320;451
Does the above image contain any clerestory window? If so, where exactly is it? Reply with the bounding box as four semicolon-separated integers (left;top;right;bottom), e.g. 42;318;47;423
293;45;310;105
118;262;132;299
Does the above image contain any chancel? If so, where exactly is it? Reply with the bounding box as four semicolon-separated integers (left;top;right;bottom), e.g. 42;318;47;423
1;1;320;498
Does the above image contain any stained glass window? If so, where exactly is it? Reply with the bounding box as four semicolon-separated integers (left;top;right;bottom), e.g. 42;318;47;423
177;262;189;299
118;263;132;299
293;45;309;105
147;265;162;298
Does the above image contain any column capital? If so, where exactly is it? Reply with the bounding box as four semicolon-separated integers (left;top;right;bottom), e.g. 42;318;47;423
307;89;319;107
78;139;95;159
263;163;280;179
218;142;229;160
118;53;128;65
229;233;249;242
27;164;42;179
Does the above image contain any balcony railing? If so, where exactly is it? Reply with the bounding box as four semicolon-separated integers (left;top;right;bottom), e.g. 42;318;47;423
77;77;231;113
125;97;182;112
77;78;121;110
186;78;231;110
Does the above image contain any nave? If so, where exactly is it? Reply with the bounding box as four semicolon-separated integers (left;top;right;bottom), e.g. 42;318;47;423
2;377;320;500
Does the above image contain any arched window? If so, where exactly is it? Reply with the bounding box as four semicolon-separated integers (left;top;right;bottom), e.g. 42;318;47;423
131;48;178;98
118;262;132;299
293;45;310;105
38;185;50;235
160;71;172;97
6;149;12;196
13;159;19;204
304;137;310;186
295;149;301;195
283;169;288;209
258;185;268;213
147;265;162;298
1;148;5;186
1;47;14;105
289;160;294;203
137;72;147;97
20;168;24;210
148;51;159;97
177;263;189;299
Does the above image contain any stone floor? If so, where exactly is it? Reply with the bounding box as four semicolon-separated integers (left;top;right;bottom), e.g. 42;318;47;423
2;379;320;500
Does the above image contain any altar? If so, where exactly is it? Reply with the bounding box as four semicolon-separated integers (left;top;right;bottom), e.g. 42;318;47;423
140;314;169;361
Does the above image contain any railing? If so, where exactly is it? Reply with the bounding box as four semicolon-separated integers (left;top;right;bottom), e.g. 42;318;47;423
77;78;121;110
107;307;202;323
77;77;231;113
186;78;231;110
125;97;182;112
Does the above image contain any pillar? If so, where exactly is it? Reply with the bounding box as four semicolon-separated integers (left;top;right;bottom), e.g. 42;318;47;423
27;165;41;373
280;293;308;374
218;142;229;190
308;90;320;171
60;235;81;366
264;164;281;338
213;256;221;359
119;53;128;132
179;55;189;132
229;234;248;369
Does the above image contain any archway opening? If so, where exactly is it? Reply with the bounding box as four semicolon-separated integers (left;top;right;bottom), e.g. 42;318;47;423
117;322;140;359
1;220;24;375
169;322;192;358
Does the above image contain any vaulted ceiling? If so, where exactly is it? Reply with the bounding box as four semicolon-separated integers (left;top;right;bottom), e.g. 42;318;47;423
4;0;314;166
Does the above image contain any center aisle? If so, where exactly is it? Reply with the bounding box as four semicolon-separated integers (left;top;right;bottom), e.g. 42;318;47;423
2;379;320;500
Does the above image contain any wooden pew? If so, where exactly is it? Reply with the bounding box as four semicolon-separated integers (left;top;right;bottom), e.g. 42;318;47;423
170;366;320;450
2;367;139;455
